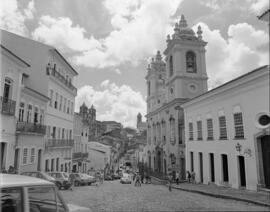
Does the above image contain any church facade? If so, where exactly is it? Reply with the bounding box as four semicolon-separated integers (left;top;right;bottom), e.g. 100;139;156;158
145;15;208;178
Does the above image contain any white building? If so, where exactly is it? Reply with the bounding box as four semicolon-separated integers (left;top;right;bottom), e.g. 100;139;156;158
182;65;270;191
1;30;78;173
72;111;89;173
145;15;207;179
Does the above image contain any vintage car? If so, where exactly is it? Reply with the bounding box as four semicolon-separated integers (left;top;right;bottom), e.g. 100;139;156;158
48;172;71;190
120;173;132;184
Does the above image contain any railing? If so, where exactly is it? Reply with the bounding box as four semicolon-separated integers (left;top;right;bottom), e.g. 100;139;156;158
0;96;16;115
16;122;46;134
45;139;74;148
72;152;89;160
47;67;77;93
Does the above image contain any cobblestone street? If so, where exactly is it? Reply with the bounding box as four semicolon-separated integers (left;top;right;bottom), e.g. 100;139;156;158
60;180;269;212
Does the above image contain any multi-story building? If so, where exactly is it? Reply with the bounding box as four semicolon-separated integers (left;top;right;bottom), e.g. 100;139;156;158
1;30;78;173
72;110;89;173
182;65;269;191
145;15;208;179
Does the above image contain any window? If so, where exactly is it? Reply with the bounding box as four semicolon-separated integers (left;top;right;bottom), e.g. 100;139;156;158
162;121;166;144
50;89;53;106
58;128;61;139
152;124;156;145
62;128;65;139
69;130;72;139
23;148;28;164
169;55;173;76
186;51;196;73
26;104;32;123
219;116;227;139
157;123;161;144
67;100;70;114
47;126;51;138
197;120;202;140
207;119;213;140
18;102;25;122
30;148;35;163
64;98;66;112
52;126;56;139
55;92;58;109
60;95;63;111
3;78;13;100
147;81;151;96
1;187;23;212
170;117;176;145
28;186;57;211
234;112;244;139
34;107;39;124
39;109;44;124
190;152;194;172
189;122;193;140
70;102;73;115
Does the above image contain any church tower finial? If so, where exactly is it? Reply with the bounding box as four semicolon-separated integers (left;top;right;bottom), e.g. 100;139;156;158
197;25;203;40
179;14;188;28
156;50;162;61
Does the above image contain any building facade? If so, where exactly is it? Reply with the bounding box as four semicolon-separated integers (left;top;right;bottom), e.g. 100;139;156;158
183;66;270;191
1;30;78;173
145;15;208;178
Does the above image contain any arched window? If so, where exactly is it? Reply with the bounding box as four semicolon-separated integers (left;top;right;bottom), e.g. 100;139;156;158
170;117;176;145
3;77;13;101
169;55;173;76
186;51;196;73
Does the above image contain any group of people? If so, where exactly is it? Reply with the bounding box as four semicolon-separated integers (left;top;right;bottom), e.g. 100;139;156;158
186;171;196;184
133;172;151;186
1;166;17;174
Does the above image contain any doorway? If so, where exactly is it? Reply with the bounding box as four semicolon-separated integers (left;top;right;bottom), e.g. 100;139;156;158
222;154;229;182
238;156;246;187
164;159;167;175
180;158;185;180
1;143;7;170
209;153;215;182
37;149;42;171
14;148;20;171
157;151;162;172
261;135;270;188
199;152;203;183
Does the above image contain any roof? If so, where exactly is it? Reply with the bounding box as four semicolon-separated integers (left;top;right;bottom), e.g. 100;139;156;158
53;49;78;75
182;65;269;107
1;44;30;67
0;174;53;187
257;9;270;20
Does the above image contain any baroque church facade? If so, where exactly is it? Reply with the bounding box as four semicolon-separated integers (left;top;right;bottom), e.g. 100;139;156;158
145;15;208;178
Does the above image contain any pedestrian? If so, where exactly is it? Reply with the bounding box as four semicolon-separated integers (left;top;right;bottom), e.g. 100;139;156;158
135;173;141;187
187;171;191;183
175;171;180;185
69;173;75;190
141;172;144;184
191;171;196;184
8;166;15;174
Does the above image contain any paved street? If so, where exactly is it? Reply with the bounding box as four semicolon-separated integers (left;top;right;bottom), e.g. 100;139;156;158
60;180;269;212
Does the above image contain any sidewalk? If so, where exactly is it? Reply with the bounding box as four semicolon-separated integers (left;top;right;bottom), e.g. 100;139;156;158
151;176;270;208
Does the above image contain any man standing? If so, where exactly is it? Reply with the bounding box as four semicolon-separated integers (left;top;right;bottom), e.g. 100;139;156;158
175;171;180;185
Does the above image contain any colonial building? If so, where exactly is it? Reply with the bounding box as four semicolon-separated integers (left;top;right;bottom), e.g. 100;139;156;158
1;30;78;173
72;110;89;173
145;15;208;179
182;65;269;191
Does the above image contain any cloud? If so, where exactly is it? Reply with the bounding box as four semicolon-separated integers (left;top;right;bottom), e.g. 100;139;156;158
250;0;269;14
75;80;146;127
192;22;268;89
114;68;122;75
32;16;101;53
31;0;182;68
0;0;35;36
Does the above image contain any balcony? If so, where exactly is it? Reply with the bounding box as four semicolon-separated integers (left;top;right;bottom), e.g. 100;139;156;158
46;66;77;93
16;122;46;135
0;96;16;115
45;139;74;149
72;152;89;161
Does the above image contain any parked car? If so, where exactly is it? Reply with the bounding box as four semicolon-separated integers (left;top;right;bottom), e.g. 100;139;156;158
0;173;91;212
120;173;132;184
20;171;57;185
48;172;71;190
80;173;96;185
69;173;84;186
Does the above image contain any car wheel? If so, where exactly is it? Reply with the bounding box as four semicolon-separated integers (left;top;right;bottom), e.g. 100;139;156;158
56;182;62;190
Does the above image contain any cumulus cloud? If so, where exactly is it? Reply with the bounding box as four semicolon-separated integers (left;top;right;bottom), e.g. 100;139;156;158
75;80;146;127
0;0;35;36
32;16;101;53
192;22;268;89
250;0;269;14
31;0;182;68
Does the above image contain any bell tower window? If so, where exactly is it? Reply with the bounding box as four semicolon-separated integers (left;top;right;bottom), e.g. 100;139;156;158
186;51;196;73
169;55;173;76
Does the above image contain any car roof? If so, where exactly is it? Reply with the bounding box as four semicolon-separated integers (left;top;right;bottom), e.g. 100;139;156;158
0;174;54;187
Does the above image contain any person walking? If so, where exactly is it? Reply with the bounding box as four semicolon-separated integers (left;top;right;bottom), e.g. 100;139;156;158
135;172;141;187
175;171;180;185
187;171;191;183
191;171;196;184
69;173;75;190
168;173;172;192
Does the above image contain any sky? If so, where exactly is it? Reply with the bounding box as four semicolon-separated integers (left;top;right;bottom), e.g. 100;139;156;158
1;0;269;127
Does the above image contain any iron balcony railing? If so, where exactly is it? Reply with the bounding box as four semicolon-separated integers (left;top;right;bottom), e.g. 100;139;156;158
47;67;77;93
45;139;74;149
72;152;89;160
16;122;46;134
0;96;16;115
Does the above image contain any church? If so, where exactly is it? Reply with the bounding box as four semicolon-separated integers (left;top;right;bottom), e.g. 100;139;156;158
145;15;208;179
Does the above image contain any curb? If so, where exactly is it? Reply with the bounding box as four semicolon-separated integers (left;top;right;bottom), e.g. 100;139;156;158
151;176;270;208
